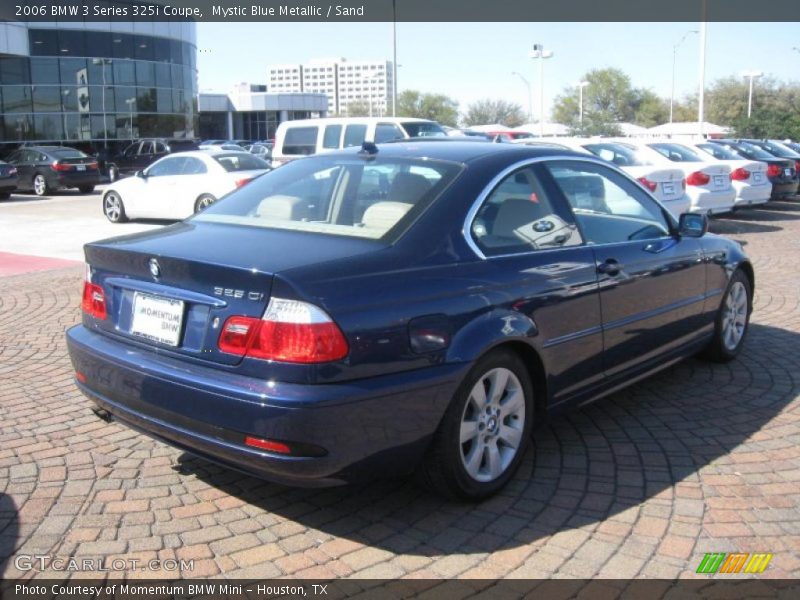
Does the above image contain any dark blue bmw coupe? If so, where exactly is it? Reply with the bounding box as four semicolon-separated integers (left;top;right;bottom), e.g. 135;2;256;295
66;141;754;500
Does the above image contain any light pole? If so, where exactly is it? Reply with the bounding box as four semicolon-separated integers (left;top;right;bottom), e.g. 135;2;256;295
670;30;697;124
392;0;397;116
511;71;532;123
529;43;553;137
576;81;589;125
92;58;111;148
740;70;763;118
125;97;136;139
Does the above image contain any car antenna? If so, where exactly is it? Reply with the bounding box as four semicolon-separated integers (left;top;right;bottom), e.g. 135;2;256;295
358;141;379;157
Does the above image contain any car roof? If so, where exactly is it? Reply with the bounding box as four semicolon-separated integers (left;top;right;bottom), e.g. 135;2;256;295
278;116;437;127
325;140;590;164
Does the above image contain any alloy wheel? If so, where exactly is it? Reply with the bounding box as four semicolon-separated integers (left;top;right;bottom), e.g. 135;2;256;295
722;281;748;351
104;193;122;222
459;367;526;482
33;175;47;196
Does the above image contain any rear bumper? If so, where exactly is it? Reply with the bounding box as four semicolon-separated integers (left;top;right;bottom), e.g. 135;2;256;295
688;189;736;214
733;183;771;206
56;172;100;188
0;178;17;192
659;194;691;218
66;325;464;486
770;181;798;198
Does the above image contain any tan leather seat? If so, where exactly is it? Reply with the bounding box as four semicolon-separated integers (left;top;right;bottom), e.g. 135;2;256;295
362;201;413;231
255;195;306;220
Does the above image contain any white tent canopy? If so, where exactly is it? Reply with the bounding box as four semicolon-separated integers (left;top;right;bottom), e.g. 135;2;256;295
646;121;731;137
512;122;570;136
463;124;506;132
617;122;649;137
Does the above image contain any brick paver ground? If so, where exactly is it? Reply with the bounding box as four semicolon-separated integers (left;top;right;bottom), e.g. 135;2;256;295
1;201;799;580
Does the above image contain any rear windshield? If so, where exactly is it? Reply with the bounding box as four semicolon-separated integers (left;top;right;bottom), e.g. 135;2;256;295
212;153;271;172
647;143;703;162
696;143;743;160
168;141;199;151
50;149;87;159
583;143;654;167
192;155;463;241
758;142;799;158
400;121;447;138
732;142;775;160
282;126;318;155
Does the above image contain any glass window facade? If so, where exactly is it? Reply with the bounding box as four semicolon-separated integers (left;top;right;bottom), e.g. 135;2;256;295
0;27;197;147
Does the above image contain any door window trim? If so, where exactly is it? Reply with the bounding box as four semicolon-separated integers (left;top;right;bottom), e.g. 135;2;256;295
463;155;676;260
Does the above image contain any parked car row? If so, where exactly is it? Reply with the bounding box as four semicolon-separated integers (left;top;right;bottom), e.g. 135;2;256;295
511;137;799;218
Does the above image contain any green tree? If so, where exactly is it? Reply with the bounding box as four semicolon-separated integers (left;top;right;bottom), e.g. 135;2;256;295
632;89;669;127
462;98;526;128
342;99;371;117
396;90;460;127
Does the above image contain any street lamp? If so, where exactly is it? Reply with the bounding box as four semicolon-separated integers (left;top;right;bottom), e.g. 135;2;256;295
391;0;397;116
125;97;136;139
670;30;698;124
511;71;532;123
576;81;589;125
92;58;112;147
529;43;554;137
740;70;763;118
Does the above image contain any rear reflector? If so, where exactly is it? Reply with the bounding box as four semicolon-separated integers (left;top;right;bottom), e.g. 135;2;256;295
637;177;657;192
218;297;349;363
244;436;292;454
81;281;107;320
686;171;710;186
730;167;751;181
75;371;87;383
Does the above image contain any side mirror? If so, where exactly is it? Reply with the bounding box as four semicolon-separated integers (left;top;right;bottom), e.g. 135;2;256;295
135;170;146;179
678;212;708;238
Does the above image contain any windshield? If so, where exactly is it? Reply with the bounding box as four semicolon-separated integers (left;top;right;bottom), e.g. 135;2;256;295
212;153;271;172
695;143;743;160
647;143;704;162
50;149;87;159
192;154;463;241
400;121;447;138
758;141;800;158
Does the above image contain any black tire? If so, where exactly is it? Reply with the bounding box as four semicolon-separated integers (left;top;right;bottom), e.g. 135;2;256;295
79;185;94;194
418;348;535;501
194;194;216;213
103;191;128;223
33;173;49;196
0;192;10;200
108;165;119;182
701;269;752;363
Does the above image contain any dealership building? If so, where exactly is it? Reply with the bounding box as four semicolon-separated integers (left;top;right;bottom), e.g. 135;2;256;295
0;20;199;152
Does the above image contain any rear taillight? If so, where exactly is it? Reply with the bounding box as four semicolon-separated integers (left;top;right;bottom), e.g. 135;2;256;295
730;167;750;181
637;177;657;192
218;298;349;363
235;177;253;188
795;160;800;173
81;282;107;320
51;161;71;172
86;162;99;170
685;171;710;186
766;164;782;177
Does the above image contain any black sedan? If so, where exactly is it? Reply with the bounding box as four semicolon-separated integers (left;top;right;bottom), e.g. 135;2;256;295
0;160;19;199
708;139;798;199
66;142;754;500
5;146;100;196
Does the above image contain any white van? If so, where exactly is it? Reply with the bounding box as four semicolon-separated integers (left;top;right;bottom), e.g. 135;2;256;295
271;117;446;166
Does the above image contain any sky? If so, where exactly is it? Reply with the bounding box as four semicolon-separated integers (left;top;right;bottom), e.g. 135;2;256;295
197;22;800;122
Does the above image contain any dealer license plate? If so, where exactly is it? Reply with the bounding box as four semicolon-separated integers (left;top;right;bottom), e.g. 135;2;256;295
661;182;675;195
752;172;762;183
76;164;86;171
784;168;792;177
713;175;725;188
130;292;184;346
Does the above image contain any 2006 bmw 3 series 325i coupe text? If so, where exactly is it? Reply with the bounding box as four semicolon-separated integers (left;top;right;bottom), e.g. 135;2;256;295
66;141;754;500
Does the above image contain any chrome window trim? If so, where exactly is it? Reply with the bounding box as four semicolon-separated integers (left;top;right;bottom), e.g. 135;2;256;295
462;154;677;260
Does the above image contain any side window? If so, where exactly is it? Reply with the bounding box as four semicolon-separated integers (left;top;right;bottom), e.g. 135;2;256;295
375;123;403;143
343;124;367;147
139;142;155;155
471;166;582;257
282;126;318;156
322;125;342;149
154;142;168;154
181;157;207;175
123;143;139;158
545;161;671;245
147;157;185;177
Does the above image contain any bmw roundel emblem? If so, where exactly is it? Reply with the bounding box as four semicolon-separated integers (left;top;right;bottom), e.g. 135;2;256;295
148;258;161;278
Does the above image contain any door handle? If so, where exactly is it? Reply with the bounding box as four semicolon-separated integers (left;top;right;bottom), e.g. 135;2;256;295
597;258;622;276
